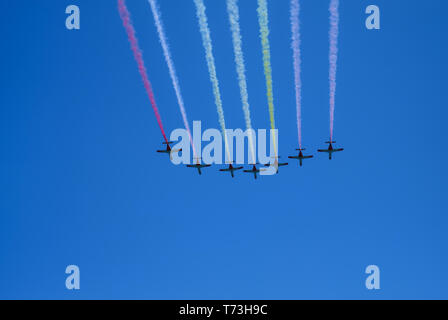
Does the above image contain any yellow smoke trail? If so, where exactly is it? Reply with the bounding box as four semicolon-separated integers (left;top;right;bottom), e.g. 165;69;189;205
257;0;277;157
193;0;231;163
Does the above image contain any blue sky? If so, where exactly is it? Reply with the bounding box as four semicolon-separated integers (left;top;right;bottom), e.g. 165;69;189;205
1;0;447;299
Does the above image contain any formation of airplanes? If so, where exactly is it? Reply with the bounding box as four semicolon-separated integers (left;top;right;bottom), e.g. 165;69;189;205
219;162;244;178
264;156;288;174
317;141;344;160
243;164;263;180
157;140;344;178
186;157;211;175
288;148;313;167
156;141;182;160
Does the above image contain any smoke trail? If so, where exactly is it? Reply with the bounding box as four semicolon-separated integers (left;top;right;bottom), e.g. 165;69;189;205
257;0;277;156
226;0;256;164
118;0;168;143
329;0;339;140
147;0;197;158
290;0;302;148
193;0;231;162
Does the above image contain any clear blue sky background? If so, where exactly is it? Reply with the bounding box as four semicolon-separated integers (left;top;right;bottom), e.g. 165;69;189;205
1;0;447;299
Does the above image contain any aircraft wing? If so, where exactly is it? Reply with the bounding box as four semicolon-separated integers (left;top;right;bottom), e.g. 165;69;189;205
334;148;344;152
303;155;313;159
288;156;299;159
234;166;243;170
186;165;196;168
219;168;230;172
317;149;329;152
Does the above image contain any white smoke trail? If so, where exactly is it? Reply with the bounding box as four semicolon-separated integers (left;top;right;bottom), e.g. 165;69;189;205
329;0;339;140
147;0;196;157
226;0;256;164
193;0;231;162
290;0;302;148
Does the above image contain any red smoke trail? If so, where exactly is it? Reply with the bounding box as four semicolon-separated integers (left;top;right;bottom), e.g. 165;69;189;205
329;0;339;141
118;0;168;143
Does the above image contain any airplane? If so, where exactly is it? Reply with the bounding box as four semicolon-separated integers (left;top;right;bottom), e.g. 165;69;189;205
186;158;211;175
317;141;344;160
156;141;182;160
288;148;313;167
219;162;244;178
263;156;288;174
243;164;263;180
